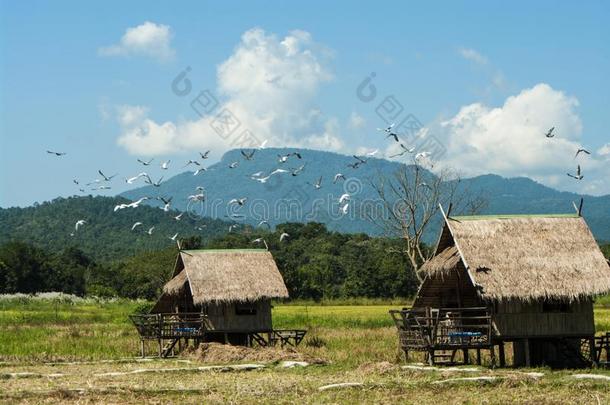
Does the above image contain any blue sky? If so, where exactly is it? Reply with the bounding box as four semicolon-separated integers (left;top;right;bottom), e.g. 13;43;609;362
1;1;609;207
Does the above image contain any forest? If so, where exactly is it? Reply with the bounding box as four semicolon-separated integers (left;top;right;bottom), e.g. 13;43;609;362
0;222;419;300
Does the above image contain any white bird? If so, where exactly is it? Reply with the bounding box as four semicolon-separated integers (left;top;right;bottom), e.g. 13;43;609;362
195;186;205;191
228;198;247;206
183;160;200;168
47;150;66;156
199;150;210;159
333;173;346;183
377;123;398;142
258;139;268;149
365;149;379;157
252;238;269;249
229;224;239;232
257;220;271;228
131;222;143;231
339;193;351;204
145;176;163;187
147;226;155;235
279;232;290;242
114;203;129;212
390;143;415;158
75;219;86;231
270;168;289;176
567;165;584;180
174;213;184;221
188;193;205;202
158;196;172;212
575;148;591;159
194;167;207;176
137;158;153;166
309;176;323;190
291;164;306;176
545;127;555;138
125;172;148;184
98;170;117;182
340;203;349;215
250;171;264;178
161;160;171;170
277;154;289;163
128;197;149;208
169;233;179;241
228;161;239;169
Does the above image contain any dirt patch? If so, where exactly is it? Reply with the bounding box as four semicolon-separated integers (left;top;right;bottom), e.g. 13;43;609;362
357;361;397;374
184;343;326;365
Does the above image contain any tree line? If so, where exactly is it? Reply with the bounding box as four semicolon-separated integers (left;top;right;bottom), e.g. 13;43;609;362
0;222;419;300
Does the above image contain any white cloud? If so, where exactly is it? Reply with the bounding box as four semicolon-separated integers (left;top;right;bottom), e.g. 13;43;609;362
434;83;610;195
99;21;174;62
116;28;342;156
458;47;488;65
598;143;610;158
348;112;366;130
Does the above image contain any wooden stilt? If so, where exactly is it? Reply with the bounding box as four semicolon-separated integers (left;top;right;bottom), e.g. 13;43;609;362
490;345;496;368
589;337;598;367
158;339;162;358
524;339;531;367
462;349;470;365
140;340;145;358
476;349;482;365
499;342;506;367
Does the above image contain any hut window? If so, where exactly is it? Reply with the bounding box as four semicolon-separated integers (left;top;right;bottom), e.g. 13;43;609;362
542;300;571;313
235;302;257;316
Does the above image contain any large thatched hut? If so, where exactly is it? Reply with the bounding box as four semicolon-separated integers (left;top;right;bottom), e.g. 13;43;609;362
391;212;610;368
131;249;305;356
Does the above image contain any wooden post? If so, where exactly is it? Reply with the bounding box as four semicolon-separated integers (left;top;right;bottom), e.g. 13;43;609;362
499;342;506;367
224;332;228;344
589;337;598;367
462;349;469;365
140;340;145;358
476;349;481;365
524;339;531;367
158;339;162;358
490;346;496;368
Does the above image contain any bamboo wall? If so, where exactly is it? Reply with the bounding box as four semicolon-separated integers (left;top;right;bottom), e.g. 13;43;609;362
205;299;273;331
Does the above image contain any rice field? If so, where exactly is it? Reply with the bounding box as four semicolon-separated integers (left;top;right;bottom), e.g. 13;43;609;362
2;296;610;403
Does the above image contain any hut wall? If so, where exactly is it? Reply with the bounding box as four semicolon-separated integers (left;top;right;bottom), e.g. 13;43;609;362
493;299;594;338
413;263;482;309
204;299;273;331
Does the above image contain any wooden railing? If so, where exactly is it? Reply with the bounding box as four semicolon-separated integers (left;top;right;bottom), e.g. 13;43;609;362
130;313;210;339
390;306;493;350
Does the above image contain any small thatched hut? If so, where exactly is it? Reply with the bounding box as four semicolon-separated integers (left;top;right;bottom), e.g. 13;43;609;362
152;249;288;332
393;212;610;368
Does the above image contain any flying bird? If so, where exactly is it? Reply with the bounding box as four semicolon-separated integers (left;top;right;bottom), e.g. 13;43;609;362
575;148;591;159
128;197;149;208
74;219;86;231
257;220;271;229
137;158;153;166
228;224;239;232
73;179;79;185
339;193;351;204
378;124;399;142
145;176;164;187
169;233;179;241
308;176;323;190
98;170;117;182
545;127;555;138
174;213;184;221
199;150;210;159
125;172;148;184
365;149;379;157
183;160;201;168
188;193;205;202
158;196;172;212
47;150;66;156
279;232;290;242
160;160;171;170
228;161;239;169
567;165;584;180
131;222;143;231
333;173;346;183
147;226;155;235
240;149;256;160
340;203;350;215
291;164;306;177
228;198;247;206
389;143;415;158
194;167;207;176
114;203;129;212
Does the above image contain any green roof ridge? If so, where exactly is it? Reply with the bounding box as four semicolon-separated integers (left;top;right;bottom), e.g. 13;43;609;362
450;213;579;221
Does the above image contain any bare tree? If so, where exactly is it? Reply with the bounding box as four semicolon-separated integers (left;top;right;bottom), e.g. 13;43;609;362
368;163;486;282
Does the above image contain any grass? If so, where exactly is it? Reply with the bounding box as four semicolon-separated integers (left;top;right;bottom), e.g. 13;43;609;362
2;297;610;403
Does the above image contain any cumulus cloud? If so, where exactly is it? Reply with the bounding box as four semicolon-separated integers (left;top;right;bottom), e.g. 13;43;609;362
458;47;488;65
116;28;343;156
598;143;610;158
348;112;366;130
434;83;609;195
99;21;174;62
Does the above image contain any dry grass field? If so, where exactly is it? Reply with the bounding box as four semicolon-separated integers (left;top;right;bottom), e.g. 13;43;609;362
2;297;610;404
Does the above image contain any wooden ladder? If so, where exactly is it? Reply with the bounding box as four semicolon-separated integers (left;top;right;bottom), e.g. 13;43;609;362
161;338;180;358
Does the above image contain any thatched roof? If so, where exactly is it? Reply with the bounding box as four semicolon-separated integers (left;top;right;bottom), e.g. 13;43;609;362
162;249;289;304
425;214;610;301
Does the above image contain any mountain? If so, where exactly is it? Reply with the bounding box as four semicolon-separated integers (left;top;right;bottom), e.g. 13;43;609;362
121;148;610;243
0;196;230;262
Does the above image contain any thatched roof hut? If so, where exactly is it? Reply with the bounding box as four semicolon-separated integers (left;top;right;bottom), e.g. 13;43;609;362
419;214;610;303
151;249;289;334
162;249;289;305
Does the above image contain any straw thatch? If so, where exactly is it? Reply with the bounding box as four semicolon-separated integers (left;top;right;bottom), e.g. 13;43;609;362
162;249;289;304
425;214;610;301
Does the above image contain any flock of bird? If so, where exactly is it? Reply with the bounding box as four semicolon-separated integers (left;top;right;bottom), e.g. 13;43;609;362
46;122;589;246
543;127;591;181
